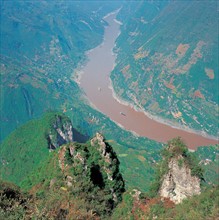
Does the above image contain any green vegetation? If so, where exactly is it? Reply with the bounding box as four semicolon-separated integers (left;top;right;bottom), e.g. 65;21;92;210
0;1;122;142
110;141;160;192
2;133;125;218
0;112;72;184
0;180;29;220
194;145;219;185
0;1;218;219
112;1;218;136
111;192;134;220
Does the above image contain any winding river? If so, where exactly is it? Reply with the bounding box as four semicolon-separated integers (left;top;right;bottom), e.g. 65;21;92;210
80;12;218;149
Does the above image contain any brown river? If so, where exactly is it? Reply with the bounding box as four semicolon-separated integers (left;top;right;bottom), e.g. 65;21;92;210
80;12;218;150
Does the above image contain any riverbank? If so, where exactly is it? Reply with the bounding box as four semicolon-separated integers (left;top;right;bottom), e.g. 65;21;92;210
108;33;218;142
78;10;218;149
108;77;218;142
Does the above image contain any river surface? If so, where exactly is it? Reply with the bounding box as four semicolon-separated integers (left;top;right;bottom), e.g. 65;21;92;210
80;12;218;150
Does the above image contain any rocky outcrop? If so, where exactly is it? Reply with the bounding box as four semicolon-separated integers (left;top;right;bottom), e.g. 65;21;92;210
90;133;125;202
47;114;73;150
54;132;125;215
92;133;116;178
159;156;201;204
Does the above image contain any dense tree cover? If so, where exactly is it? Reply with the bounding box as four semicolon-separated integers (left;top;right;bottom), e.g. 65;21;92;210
1;132;125;218
0;135;218;219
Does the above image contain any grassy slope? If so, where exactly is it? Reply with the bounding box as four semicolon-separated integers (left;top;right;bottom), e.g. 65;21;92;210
0;112;70;184
194;145;219;185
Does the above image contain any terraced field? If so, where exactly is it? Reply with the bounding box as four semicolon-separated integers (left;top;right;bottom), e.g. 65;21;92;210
111;1;218;137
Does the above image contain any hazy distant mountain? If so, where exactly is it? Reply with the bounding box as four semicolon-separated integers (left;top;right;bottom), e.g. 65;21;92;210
0;1;121;141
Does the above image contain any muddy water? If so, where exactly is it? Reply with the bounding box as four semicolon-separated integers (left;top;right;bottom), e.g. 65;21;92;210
80;13;218;149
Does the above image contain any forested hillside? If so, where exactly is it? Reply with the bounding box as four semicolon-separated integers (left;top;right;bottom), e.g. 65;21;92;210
112;1;218;136
0;1;121;141
0;2;218;218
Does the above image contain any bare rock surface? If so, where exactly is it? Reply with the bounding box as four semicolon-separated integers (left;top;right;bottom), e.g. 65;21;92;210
159;156;201;204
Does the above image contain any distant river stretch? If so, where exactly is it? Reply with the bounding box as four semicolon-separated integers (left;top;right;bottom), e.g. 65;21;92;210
80;12;218;150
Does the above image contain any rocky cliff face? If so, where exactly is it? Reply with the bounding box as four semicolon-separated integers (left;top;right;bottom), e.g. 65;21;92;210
26;132;125;218
47;114;73;150
159;156;201;204
62;132;125;207
0;131;124;219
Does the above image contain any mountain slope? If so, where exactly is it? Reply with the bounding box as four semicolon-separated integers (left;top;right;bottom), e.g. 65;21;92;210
112;138;218;220
158;138;202;204
0;117;218;219
0;112;73;184
112;185;219;220
1;133;125;219
112;1;218;136
0;1;122;142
